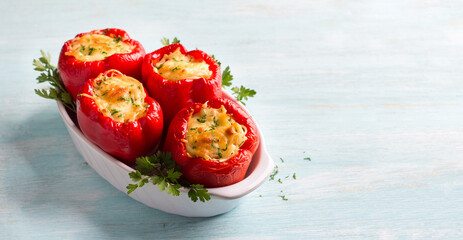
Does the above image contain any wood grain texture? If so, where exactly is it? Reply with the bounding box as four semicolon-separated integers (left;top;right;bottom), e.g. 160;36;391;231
1;0;463;239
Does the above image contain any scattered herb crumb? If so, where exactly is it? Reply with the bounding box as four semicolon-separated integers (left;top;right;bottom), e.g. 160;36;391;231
269;165;279;181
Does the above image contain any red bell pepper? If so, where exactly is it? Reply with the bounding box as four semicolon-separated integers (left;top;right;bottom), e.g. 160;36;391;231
141;43;222;125
58;28;145;99
76;69;163;165
163;98;259;187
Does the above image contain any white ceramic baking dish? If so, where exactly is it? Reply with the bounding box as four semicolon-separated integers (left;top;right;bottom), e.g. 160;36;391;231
57;94;274;217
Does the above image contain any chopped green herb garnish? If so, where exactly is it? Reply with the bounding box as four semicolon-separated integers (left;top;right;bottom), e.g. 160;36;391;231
304;157;311;161
280;157;284;163
269;165;279;181
88;47;95;55
156;63;165;70
279;195;288;201
222;144;228;151
114;35;123;43
110;109;120;115
293;173;296;180
197;114;207;123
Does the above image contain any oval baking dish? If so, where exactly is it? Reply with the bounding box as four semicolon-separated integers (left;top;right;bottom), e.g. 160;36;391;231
57;92;274;217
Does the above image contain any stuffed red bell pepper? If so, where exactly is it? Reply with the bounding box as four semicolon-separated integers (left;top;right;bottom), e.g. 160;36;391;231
59;28;145;99
141;43;222;125
76;69;163;165
164;98;259;187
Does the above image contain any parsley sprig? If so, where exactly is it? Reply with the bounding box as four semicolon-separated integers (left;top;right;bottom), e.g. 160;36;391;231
33;50;76;113
213;54;256;105
231;86;257;105
161;38;257;105
126;151;211;203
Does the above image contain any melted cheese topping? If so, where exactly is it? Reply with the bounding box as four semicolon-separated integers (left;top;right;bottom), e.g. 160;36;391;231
65;33;134;62
82;70;148;123
184;104;247;161
153;47;212;81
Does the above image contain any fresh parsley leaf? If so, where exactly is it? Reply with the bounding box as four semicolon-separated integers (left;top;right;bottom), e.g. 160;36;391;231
188;184;211;202
304;157;311;161
166;184;181;196
167;168;182;182
160;37;170;46
126;184;138;194
139;178;149;188
222;66;233;88
161;37;181;46
135;156;155;175
211;55;221;67
33;50;76;113
128;170;143;182
157;179;168;191
172;37;181;44
126;151;210;203
232;85;256;105
293;173;296;180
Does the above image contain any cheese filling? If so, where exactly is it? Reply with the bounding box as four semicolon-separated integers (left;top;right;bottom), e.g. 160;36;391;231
153;47;212;81
184;104;247;161
65;33;134;62
82;70;148;123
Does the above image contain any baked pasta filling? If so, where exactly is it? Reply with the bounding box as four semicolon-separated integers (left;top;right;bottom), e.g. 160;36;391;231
153;47;212;81
65;33;134;62
82;70;148;123
184;104;247;161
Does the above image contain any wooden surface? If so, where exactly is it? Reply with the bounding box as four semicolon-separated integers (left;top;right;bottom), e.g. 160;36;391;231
1;0;463;239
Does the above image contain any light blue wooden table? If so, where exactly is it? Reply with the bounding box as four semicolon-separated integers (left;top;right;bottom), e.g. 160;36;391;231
1;0;463;239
